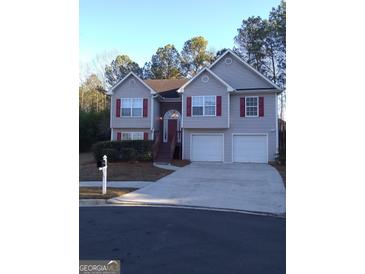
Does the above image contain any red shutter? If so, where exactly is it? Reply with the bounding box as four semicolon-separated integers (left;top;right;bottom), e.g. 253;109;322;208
117;132;121;141
116;99;121;117
144;132;148;140
240;97;245;117
143;98;148;117
259;97;264;117
187;96;192;116
216;96;222;116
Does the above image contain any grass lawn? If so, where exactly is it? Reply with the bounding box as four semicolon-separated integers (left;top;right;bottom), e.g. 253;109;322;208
79;187;136;199
80;153;173;181
270;162;286;187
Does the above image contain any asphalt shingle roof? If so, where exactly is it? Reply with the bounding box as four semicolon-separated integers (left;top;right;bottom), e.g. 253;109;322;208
143;79;187;98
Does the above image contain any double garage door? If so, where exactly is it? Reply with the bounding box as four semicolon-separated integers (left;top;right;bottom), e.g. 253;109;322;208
190;134;268;163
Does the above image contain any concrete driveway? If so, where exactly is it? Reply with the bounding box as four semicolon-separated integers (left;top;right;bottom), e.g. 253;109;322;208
110;163;286;215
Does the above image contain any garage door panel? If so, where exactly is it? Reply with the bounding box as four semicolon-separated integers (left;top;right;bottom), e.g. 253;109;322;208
191;134;223;162
233;135;267;163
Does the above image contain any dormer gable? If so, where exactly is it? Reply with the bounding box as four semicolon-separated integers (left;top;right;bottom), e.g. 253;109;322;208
177;67;234;93
210;49;281;92
106;72;156;95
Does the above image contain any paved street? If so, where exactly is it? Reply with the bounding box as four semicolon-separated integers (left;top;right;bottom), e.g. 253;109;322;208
80;206;285;274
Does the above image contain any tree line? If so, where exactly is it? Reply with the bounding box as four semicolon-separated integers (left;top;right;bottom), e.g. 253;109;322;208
79;1;285;114
103;36;217;88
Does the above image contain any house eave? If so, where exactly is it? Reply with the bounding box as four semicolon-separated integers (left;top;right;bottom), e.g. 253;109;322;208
233;88;282;94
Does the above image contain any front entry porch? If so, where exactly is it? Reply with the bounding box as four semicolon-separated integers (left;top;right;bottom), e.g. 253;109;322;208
153;109;182;163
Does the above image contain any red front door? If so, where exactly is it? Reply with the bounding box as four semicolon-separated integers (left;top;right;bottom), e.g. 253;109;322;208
168;119;177;142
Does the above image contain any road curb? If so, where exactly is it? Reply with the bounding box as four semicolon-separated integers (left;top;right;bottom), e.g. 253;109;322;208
96;199;286;218
79;181;152;188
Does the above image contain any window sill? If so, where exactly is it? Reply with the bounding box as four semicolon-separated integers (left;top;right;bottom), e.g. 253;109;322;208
190;115;217;117
119;116;145;118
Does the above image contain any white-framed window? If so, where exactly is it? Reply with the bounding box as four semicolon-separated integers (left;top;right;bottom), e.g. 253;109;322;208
192;96;216;116
121;98;143;117
245;96;258;117
121;132;144;140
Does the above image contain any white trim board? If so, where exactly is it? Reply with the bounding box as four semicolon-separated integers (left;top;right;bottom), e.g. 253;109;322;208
182;128;185;159
181;93;184;128
233;89;279;94
109;95;113;135
150;96;154;130
227;93;230;128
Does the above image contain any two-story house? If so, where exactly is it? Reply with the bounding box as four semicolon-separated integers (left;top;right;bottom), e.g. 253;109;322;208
107;49;282;163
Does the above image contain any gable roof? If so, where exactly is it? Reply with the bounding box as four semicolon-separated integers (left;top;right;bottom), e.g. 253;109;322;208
106;49;281;96
177;67;235;93
106;72;156;95
209;49;282;91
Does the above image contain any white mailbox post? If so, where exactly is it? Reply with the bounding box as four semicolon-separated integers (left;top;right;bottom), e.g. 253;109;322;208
98;155;108;195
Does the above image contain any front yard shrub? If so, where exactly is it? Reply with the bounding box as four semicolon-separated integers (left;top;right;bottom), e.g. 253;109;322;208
121;148;137;161
79;109;110;152
140;150;153;161
92;140;153;162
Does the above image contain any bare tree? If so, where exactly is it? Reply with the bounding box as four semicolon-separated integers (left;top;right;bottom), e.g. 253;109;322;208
90;50;119;88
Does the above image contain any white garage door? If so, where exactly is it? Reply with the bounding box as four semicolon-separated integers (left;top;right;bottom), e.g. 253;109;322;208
233;135;268;163
191;134;223;161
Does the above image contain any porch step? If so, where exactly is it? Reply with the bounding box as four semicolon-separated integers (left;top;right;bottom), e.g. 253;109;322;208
155;143;172;163
155;157;171;163
154;161;171;165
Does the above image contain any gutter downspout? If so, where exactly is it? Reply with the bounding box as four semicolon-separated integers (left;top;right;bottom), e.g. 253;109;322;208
275;93;279;154
109;94;113;140
180;90;184;159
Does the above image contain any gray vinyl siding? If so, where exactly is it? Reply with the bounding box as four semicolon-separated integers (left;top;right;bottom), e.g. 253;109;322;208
229;93;277;161
112;128;151;140
182;71;228;128
110;74;152;129
182;93;277;162
210;52;273;89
